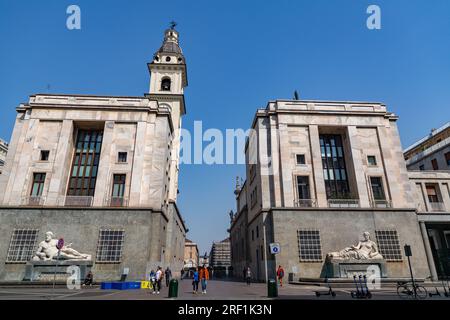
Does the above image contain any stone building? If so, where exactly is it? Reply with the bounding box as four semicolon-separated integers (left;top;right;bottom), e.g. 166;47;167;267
0;26;188;282
0;138;8;175
183;239;199;270
230;99;431;281
404;122;450;171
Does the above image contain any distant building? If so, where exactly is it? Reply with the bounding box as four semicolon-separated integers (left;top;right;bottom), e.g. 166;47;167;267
404;122;450;171
0;139;7;175
184;239;199;269
209;238;231;268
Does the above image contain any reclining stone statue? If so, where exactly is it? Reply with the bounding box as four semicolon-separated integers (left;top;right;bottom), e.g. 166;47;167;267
326;231;383;260
32;231;91;261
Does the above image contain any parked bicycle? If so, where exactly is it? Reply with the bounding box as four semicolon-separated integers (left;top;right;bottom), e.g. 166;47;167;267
396;281;427;299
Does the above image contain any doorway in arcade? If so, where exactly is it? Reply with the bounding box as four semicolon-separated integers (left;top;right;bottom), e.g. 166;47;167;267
427;223;450;279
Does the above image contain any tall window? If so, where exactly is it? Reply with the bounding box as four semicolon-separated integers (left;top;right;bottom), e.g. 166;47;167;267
30;173;46;197
370;177;386;200
297;230;322;262
68;130;103;197
375;230;402;261
431;158;439;170
445;152;450;166
111;174;126;207
320;134;350;199
426;185;439;203
161;77;171;91
297;176;310;200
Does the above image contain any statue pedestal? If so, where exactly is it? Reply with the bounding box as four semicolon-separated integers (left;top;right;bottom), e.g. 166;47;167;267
325;258;387;278
23;260;93;282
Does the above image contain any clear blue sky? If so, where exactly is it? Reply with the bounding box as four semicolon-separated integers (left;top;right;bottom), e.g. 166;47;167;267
1;0;449;254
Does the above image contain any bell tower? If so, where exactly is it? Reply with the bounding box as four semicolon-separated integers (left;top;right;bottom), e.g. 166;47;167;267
147;23;188;203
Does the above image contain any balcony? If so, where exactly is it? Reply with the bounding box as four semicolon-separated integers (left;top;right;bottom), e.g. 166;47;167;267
294;199;317;208
105;197;129;207
428;202;446;212
59;196;93;207
328;199;360;208
371;200;393;208
23;196;46;206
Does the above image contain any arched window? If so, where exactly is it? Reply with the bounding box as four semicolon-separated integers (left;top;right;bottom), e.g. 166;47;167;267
161;77;171;91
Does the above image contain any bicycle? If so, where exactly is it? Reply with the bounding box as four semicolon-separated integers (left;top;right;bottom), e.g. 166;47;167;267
396;281;428;299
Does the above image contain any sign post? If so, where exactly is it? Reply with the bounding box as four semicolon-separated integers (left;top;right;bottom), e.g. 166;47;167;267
404;244;416;299
52;238;64;297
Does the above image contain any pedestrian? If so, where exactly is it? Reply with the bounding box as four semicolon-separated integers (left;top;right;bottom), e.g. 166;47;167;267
243;267;246;282
245;266;252;286
165;267;172;287
82;270;93;287
192;267;200;294
276;265;285;287
180;269;184;280
149;270;156;294
199;265;209;294
155;266;163;294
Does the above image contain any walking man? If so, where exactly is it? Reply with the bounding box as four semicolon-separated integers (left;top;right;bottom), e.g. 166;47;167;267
276;265;285;287
199;265;209;294
155;266;163;294
165;267;172;287
245;266;252;286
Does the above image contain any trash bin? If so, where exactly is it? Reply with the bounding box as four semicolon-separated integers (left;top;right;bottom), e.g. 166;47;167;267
268;278;278;298
168;279;178;298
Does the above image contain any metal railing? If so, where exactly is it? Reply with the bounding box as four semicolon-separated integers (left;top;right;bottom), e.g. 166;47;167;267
294;199;317;208
328;199;360;208
428;202;446;212
59;196;94;207
23;196;46;206
105;197;129;207
371;200;393;208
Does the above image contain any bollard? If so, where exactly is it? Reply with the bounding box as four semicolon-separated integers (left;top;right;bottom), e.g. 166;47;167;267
268;278;278;298
168;279;179;298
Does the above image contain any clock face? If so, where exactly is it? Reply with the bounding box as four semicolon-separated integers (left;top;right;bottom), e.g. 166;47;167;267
166;56;171;62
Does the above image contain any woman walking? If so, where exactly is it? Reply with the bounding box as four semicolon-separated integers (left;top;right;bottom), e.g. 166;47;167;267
192;267;200;294
199;266;209;294
245;266;252;286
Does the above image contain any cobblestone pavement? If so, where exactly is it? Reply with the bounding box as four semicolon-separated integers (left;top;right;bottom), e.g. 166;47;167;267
0;279;449;300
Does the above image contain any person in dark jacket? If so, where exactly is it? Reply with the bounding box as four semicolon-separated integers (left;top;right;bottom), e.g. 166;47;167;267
165;267;172;287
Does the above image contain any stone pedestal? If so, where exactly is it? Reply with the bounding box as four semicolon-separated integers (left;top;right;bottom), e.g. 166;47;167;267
325;258;387;278
23;260;93;282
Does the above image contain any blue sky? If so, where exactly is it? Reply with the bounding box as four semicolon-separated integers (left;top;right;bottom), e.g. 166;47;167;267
0;0;449;253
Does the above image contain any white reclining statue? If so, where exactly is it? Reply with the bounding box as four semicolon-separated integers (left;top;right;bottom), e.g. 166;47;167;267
326;232;383;260
32;231;92;261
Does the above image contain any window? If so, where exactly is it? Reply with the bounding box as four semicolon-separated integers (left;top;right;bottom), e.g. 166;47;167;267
249;164;257;183
161;77;171;91
250;187;257;208
419;165;425;171
261;245;264;261
30;173;46;197
111;174;126;206
40;150;49;161
6;229;39;263
370;177;386;200
96;229;125;263
297;176;310;200
367;155;377;166
320;135;350;199
431;158;439;170
445;152;450;166
426;185;439;203
296;154;306;165
375;230;402;261
118;152;127;163
256;226;259;238
68;130;103;197
251;230;254;241
297;230;322;262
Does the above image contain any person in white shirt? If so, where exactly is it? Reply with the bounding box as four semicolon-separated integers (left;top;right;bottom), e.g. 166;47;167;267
155;266;163;294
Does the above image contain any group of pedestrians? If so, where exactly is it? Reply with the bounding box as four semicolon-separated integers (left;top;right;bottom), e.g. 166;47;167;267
148;266;172;294
192;265;209;294
242;265;285;286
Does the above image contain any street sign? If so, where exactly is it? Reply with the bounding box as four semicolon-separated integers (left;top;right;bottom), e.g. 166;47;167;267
57;238;64;250
404;244;412;257
269;243;281;254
